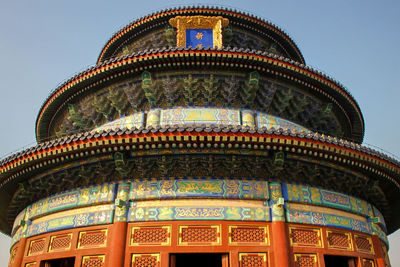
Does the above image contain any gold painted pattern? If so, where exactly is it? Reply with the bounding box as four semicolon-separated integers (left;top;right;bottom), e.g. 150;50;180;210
169;16;229;48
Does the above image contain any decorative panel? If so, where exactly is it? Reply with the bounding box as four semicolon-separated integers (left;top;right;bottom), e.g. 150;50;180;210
9;245;17;266
354;234;373;254
130;179;268;200
48;233;72;252
94;112;144;132
289;227;322;247
81;255;105;267
286;203;371;234
294;254;318;267
129;199;269;222
25;263;36;267
229;226;268;245
160;107;240;126
27;238;45;256
78;229;107;249
326;230;353;251
178;225;221;245
284;183;373;218
131;254;160;267
29;183;116;219
257;113;310;134
27;204;113;237
239;253;267;267
131;226;171;246
362;259;375;267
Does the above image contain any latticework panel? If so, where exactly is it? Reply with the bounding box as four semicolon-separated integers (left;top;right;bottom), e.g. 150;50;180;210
81;255;105;267
28;238;45;256
229;226;268;245
8;246;17;266
294;254;318;267
131;254;160;267
49;233;72;252
78;229;107;249
178;225;220;245
354;234;373;253
131;226;170;246
362;259;375;267
327;231;352;250
239;253;267;267
289;227;322;247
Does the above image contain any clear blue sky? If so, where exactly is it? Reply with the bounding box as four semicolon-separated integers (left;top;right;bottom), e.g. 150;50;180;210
0;0;399;265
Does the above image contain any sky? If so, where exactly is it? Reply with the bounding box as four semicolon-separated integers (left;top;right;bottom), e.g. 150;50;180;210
0;0;399;265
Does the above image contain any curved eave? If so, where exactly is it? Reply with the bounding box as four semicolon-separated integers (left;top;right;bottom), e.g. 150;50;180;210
35;48;365;143
1;125;400;234
96;6;305;64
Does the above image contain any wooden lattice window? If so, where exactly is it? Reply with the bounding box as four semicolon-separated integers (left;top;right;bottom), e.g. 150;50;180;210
362;259;375;267
8;245;17;265
326;230;353;250
354;234;373;254
229;226;268;245
27;238;46;256
289;227;322;247
294;254;318;267
78;229;107;249
49;233;72;252
131;254;160;267
178;225;220;245
131;226;170;246
81;255;105;267
239;253;267;267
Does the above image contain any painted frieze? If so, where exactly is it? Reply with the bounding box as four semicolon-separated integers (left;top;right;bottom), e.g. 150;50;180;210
160;107;240;126
286;203;371;234
128;199;269;222
28;183;116;219
130;178;268;200
283;183;374;218
93;112;144;132
257;113;310;133
114;183;131;222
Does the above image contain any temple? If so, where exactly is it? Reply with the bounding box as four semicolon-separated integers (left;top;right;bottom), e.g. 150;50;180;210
2;6;399;267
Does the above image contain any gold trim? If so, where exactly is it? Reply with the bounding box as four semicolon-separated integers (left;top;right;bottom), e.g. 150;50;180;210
169;16;229;49
289;226;323;248
132;254;160;265
326;230;353;251
228;225;269;246
130;225;171;246
25;262;36;267
77;229;108;249
48;233;73;252
178;225;221;246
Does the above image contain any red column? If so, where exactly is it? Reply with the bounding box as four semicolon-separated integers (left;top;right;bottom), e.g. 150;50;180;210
371;235;386;267
12;237;26;267
108;222;128;267
271;221;291;267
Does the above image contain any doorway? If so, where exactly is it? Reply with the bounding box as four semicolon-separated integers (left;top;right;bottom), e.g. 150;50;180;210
40;257;75;267
170;253;228;267
324;255;357;267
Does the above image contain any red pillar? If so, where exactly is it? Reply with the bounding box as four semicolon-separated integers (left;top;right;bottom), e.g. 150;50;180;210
12;237;27;267
108;222;128;267
371;235;386;267
271;221;291;267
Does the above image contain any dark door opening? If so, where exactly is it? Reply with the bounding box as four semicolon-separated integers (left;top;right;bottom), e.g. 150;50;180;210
40;257;75;267
171;253;228;267
324;255;356;267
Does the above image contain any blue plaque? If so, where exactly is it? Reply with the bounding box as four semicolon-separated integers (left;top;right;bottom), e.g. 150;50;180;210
186;29;213;48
